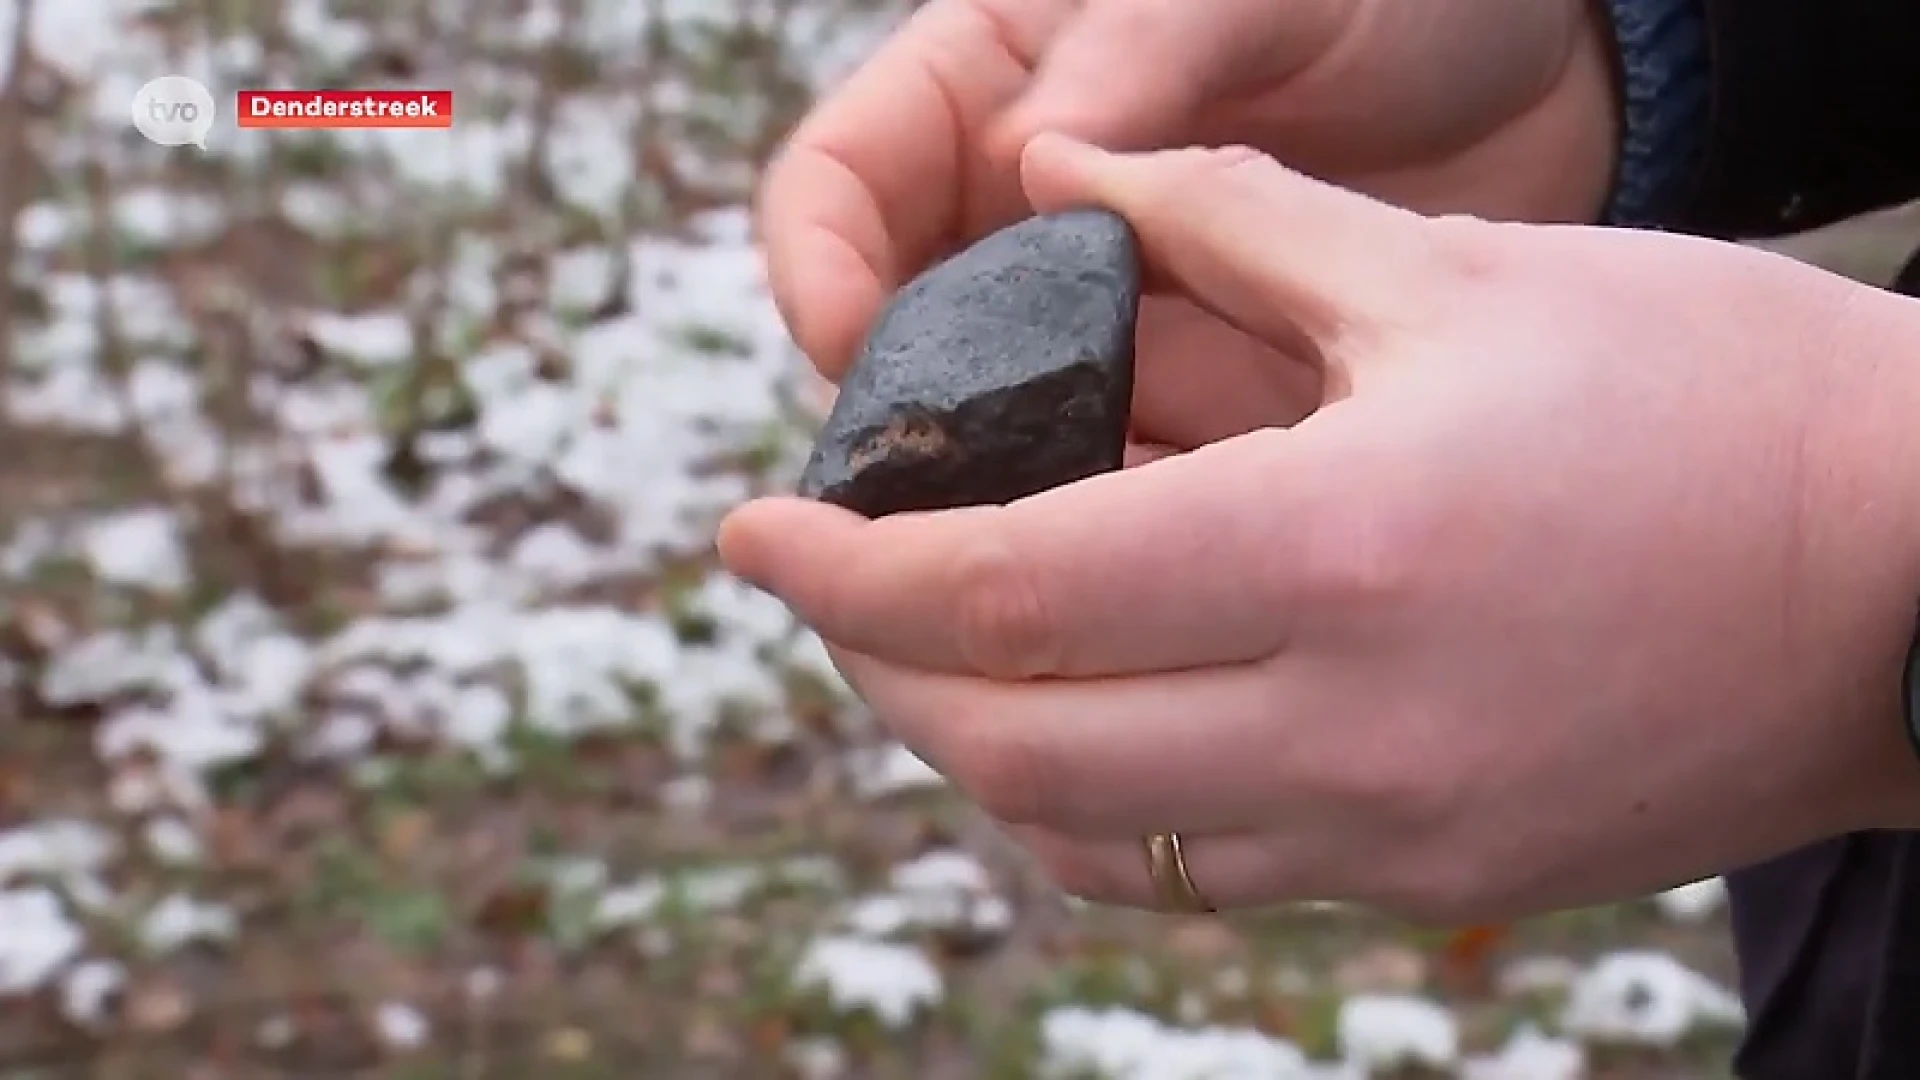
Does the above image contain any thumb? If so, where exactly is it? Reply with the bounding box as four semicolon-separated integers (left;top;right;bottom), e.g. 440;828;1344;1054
991;0;1339;156
1019;135;1455;371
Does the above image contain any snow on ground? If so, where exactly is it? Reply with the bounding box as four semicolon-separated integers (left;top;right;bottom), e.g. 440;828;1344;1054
793;935;945;1029
1562;951;1746;1045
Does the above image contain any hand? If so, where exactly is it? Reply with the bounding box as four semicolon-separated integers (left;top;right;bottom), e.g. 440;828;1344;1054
761;0;1621;402
721;138;1920;923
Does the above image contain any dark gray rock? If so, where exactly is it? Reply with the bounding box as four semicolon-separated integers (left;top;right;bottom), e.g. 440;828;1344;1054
796;209;1141;518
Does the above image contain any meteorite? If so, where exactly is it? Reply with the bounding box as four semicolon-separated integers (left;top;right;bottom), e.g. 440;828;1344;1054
795;209;1141;517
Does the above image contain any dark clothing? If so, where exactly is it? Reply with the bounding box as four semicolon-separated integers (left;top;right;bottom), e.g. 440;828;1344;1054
1897;247;1920;296
1724;837;1909;1079
1720;274;1920;1068
1720;248;1920;1080
1605;1;1920;1076
1661;0;1920;239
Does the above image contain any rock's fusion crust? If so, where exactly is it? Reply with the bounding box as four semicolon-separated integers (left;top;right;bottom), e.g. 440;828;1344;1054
796;209;1141;518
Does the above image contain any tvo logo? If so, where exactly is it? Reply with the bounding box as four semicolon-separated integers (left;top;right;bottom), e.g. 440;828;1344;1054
131;76;215;149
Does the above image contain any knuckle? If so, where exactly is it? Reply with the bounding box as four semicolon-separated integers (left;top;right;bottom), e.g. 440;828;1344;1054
1338;758;1495;926
1376;850;1504;929
1424;214;1518;286
1141;145;1270;208
952;525;1059;679
1328;754;1453;841
1185;144;1277;189
1348;706;1468;826
942;715;1058;826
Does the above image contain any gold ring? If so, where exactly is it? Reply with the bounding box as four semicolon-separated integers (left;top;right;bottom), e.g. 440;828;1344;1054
1143;832;1214;913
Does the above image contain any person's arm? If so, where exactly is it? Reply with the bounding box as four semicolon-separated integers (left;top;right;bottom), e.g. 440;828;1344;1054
1600;0;1920;237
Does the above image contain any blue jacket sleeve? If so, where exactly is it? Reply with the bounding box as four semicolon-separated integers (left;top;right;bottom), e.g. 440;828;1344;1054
1600;0;1920;238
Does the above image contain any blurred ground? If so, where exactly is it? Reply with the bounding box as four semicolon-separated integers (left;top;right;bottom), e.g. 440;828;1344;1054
0;2;1916;1078
1760;199;1920;287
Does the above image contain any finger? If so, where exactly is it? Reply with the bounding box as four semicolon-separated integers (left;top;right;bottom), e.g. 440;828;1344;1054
1009;825;1322;912
992;0;1347;158
1020;137;1460;371
758;0;1076;375
718;430;1303;679
1130;292;1322;446
830;647;1317;837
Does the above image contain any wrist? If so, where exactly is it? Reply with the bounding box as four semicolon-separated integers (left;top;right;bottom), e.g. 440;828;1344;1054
1823;285;1920;828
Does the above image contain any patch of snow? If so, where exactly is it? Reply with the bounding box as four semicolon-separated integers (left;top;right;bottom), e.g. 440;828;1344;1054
592;879;667;930
341;118;530;200
544;96;636;217
507;523;612;588
83;508;189;592
1039;1006;1315;1079
127;359;202;418
679;865;766;910
1337;994;1459;1072
283;0;373;66
843;849;1012;940
792;936;942;1028
2;518;58;576
11;364;129;431
115;189;224;247
198;604;316;720
479;382;577;464
0;0;131;82
844;743;944;800
109;762;203;814
305;311;414;367
17;202;73;251
98;687;266;776
1653;877;1728;923
549;247;616;312
786;629;851;694
1561;951;1745;1046
40;628;189;707
0;888;85;993
516;607;680;735
0;819;116;884
1462;1024;1584;1080
140;893;237;953
143;817;203;866
375;1001;431;1049
280;183;351;235
446;683;515;751
655;645;788;757
60;959;127;1025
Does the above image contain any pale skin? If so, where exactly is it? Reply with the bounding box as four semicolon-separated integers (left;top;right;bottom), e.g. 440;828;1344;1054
723;0;1920;923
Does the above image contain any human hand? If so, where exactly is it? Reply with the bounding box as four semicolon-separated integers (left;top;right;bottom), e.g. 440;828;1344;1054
721;138;1920;923
761;0;1620;406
